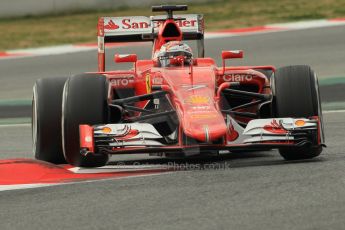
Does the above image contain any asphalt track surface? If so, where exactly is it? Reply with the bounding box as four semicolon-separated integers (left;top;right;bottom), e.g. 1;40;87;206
1;25;345;230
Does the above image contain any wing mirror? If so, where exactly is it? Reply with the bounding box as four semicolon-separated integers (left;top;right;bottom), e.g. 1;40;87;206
114;54;137;63
114;54;138;73
221;50;243;74
222;50;243;59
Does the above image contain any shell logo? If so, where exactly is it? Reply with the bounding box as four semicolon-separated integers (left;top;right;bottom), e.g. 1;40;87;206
185;95;210;105
190;114;216;119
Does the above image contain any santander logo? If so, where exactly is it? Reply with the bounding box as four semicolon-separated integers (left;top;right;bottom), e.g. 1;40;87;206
105;20;120;30
104;17;197;31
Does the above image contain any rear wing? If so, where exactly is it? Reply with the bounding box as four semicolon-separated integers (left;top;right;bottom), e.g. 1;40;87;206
98;14;204;43
97;14;204;71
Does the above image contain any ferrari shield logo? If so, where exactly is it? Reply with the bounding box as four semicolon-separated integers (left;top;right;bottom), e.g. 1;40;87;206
145;73;151;93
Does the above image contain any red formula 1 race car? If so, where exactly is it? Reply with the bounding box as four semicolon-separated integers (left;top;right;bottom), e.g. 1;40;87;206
32;5;325;167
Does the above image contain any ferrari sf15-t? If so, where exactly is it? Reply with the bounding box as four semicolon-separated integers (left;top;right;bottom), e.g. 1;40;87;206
32;5;325;167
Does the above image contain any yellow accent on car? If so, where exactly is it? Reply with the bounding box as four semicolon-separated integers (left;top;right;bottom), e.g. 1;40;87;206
295;120;306;126
102;127;112;134
145;73;151;93
185;95;210;104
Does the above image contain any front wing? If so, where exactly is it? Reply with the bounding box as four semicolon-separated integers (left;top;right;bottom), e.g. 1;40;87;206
79;117;321;156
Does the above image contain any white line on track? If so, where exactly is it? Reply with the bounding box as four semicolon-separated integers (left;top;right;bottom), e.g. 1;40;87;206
0;171;172;192
0;123;30;128
0;183;58;191
323;109;345;114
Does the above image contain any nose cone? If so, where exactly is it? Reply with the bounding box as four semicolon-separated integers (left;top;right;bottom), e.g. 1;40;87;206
182;109;227;142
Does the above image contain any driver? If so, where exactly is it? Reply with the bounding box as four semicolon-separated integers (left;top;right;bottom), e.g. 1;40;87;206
154;41;193;67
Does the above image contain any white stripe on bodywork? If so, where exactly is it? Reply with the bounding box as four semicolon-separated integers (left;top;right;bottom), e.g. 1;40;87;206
243;136;294;143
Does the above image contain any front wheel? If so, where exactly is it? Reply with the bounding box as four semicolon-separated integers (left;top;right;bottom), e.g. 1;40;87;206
62;74;109;167
272;65;324;160
32;77;67;164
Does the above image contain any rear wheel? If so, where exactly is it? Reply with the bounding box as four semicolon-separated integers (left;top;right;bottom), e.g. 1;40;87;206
62;74;109;167
272;65;324;160
32;77;67;164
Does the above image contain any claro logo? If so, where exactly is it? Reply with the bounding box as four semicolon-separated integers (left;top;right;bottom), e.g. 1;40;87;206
105;19;197;30
110;78;134;86
223;74;254;82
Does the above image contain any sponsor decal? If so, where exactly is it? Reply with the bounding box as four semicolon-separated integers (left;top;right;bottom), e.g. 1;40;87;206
145;73;151;93
100;125;139;139
153;77;163;84
223;74;253;82
191;105;211;110
104;20;120;30
181;84;207;90
185;95;210;105
105;18;197;31
110;78;134;86
263;119;287;134
103;15;199;34
190;114;217;119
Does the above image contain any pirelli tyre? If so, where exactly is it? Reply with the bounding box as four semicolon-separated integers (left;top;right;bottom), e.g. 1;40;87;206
62;74;109;167
32;77;68;164
272;65;324;160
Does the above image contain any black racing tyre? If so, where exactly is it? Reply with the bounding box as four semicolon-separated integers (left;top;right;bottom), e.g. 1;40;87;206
62;74;109;167
32;77;68;164
272;65;324;160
